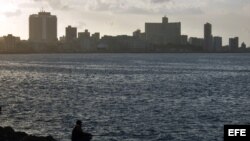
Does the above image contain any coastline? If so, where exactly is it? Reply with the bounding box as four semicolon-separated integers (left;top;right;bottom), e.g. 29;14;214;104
0;50;250;54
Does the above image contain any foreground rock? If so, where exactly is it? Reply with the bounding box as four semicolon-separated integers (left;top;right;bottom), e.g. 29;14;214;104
0;126;57;141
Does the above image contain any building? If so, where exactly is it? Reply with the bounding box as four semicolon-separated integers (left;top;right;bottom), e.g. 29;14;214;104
133;29;146;41
145;17;181;45
213;36;222;50
66;25;77;42
229;37;239;50
204;23;213;51
189;37;204;47
78;30;91;48
3;34;20;48
241;42;246;49
78;30;90;39
91;32;100;41
91;32;100;48
180;35;188;45
133;29;141;38
0;37;4;46
29;11;57;43
59;36;66;43
100;35;148;50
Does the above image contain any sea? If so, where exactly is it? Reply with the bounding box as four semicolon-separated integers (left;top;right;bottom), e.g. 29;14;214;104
0;53;250;141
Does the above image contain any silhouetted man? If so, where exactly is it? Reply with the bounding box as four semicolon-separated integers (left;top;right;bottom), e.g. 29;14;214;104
72;120;92;141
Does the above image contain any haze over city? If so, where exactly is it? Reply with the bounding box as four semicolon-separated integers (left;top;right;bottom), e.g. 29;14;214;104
0;0;249;45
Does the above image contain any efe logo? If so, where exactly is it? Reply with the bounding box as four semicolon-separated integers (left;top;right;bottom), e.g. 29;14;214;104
224;125;250;141
228;129;246;136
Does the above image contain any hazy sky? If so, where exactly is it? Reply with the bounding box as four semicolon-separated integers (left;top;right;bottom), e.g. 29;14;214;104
0;0;249;46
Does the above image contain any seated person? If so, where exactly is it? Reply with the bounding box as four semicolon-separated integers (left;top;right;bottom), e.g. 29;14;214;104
72;120;92;141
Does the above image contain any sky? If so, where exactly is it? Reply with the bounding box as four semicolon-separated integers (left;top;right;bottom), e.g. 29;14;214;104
0;0;249;46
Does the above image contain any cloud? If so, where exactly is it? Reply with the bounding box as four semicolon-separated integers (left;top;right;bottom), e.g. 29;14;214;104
4;9;22;17
90;0;153;15
77;22;87;30
82;0;203;15
161;7;204;15
151;0;171;3
19;0;250;16
33;0;71;11
29;0;205;15
123;6;153;15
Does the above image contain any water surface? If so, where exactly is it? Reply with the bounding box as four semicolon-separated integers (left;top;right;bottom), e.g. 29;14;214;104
1;53;250;141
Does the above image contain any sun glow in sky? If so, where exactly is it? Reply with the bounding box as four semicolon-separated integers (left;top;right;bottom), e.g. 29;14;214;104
0;0;250;46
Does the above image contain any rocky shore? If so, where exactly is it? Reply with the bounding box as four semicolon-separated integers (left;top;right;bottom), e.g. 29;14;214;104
0;126;57;141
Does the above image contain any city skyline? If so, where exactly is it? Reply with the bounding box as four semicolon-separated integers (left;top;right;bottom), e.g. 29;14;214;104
0;0;249;46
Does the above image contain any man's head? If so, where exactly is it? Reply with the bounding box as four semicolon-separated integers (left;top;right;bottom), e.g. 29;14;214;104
76;120;82;126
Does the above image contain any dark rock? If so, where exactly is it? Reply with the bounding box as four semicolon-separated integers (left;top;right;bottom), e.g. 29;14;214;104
0;126;56;141
14;132;29;141
0;126;16;141
4;126;15;134
21;135;57;141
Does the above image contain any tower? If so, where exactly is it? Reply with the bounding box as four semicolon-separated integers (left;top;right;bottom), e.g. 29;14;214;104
204;23;213;51
29;11;57;43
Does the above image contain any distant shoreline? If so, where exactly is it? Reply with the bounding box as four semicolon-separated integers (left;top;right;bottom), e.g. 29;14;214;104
0;51;250;54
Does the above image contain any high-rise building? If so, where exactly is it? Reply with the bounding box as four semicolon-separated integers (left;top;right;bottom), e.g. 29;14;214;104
29;11;57;43
204;23;213;51
145;17;181;45
66;26;77;42
229;37;239;50
213;36;222;50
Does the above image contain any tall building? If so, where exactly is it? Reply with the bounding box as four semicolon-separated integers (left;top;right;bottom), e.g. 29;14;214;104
229;37;239;50
204;23;213;51
29;11;57;43
66;25;77;42
213;36;222;50
145;17;181;45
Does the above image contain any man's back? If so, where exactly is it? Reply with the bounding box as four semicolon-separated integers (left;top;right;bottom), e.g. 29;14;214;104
72;125;92;141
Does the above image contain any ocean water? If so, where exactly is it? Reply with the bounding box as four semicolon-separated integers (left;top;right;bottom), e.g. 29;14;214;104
0;53;250;141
